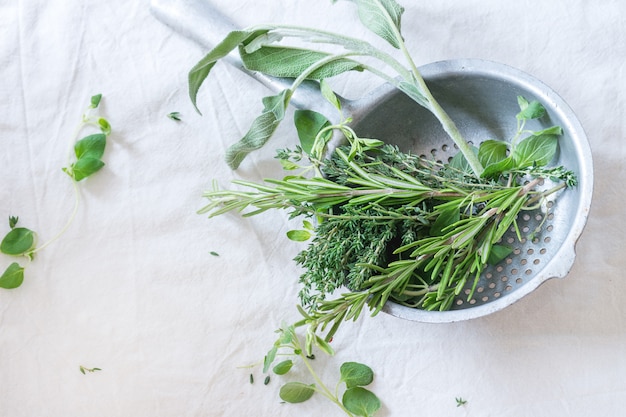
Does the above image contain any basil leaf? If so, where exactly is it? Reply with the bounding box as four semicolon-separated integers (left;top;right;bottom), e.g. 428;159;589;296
75;133;106;160
294;110;331;155
1;227;35;256
480;156;515;179
225;89;292;169
240;45;364;79
342;387;382;416
512;134;558;168
339;0;405;49
188;29;270;113
448;146;479;174
71;157;105;181
0;262;25;289
279;382;316;403
478;140;508;167
516;98;546;120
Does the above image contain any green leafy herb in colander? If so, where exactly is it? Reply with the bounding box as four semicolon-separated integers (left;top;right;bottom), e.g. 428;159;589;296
190;0;576;367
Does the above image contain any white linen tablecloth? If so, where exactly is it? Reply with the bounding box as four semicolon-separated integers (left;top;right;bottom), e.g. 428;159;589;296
1;1;624;416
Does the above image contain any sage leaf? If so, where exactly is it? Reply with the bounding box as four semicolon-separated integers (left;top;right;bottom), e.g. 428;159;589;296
294;110;330;155
70;157;105;181
340;362;374;389
396;80;429;109
225;90;292;169
1;227;35;256
272;359;294;375
240;46;364;80
279;382;316;403
75;133;106;160
188;29;271;113
0;262;25;289
320;79;342;111
478;140;508;167
342;387;382;417
512;134;558;168
287;230;312;242
339;0;405;49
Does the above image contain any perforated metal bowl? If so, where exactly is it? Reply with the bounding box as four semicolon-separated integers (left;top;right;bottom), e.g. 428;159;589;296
350;60;593;322
151;0;593;323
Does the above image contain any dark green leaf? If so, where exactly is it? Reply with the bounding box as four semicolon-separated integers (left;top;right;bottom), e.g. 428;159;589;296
478;140;508;167
342;387;382;416
225;90;292;169
209;251;219;257
240;45;364;80
272;360;294;375
188;29;270;113
294;110;331;155
1;227;35;256
516;97;546;120
8;216;18;229
287;230;312;242
342;0;405;49
480;156;515;179
340;362;374;389
90;94;102;108
0;262;25;289
279;382;316;403
75;133;106;160
487;244;513;265
512;134;558;168
264;376;271;385
430;206;460;237
70;157;105;181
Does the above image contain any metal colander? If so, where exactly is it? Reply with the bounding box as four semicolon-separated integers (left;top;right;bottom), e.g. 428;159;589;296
151;0;593;323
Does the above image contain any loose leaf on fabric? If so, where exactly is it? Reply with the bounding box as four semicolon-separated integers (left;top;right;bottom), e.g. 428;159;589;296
0;262;25;289
279;382;316;403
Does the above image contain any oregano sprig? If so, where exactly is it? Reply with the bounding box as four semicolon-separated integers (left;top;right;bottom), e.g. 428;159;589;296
0;94;111;289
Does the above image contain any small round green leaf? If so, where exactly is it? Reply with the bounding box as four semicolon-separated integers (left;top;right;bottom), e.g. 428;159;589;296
273;359;294;375
71;157;105;181
340;362;374;388
0;262;25;289
279;382;315;403
1;227;35;255
342;387;382;417
286;230;312;242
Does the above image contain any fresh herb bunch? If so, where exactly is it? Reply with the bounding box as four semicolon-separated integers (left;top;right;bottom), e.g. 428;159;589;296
190;0;577;373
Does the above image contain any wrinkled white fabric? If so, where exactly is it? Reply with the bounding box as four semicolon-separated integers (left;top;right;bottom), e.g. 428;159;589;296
0;0;624;416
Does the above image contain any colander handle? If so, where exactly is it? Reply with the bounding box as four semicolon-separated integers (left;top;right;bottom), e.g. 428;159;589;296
149;0;338;115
